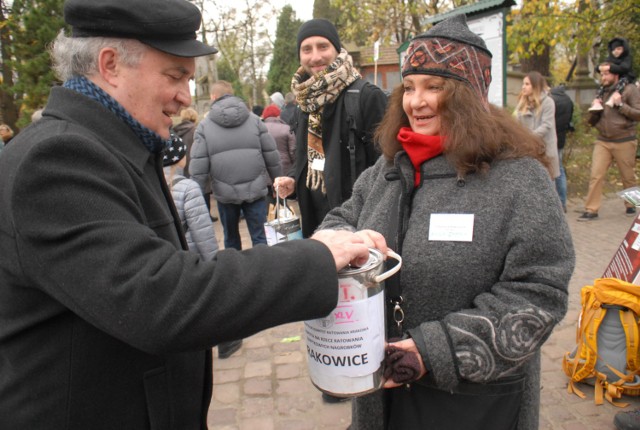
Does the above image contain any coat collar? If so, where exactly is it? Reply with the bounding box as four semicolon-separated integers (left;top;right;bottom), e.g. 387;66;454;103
44;87;154;173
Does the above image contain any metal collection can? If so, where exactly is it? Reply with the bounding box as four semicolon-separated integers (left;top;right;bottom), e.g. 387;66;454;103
264;215;303;245
304;249;402;398
263;197;302;246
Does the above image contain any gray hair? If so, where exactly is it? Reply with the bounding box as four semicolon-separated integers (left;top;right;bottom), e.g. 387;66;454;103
50;30;148;81
284;92;295;104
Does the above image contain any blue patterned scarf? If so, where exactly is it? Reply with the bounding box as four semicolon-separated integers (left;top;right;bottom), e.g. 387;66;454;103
63;76;170;154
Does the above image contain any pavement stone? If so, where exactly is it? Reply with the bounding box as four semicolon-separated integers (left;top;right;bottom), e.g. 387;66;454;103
208;195;640;429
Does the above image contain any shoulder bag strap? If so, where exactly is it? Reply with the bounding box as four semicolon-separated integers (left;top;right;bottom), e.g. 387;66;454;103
344;80;367;188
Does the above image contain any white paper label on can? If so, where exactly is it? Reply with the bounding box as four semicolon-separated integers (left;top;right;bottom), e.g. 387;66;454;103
305;277;385;379
264;224;279;246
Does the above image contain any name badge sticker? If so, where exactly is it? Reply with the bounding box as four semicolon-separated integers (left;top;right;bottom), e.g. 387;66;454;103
311;158;325;172
428;214;474;242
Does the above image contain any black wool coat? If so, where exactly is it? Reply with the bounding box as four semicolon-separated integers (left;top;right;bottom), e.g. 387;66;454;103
0;87;339;430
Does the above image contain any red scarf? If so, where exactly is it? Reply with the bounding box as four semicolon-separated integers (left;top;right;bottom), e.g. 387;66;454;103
397;127;444;186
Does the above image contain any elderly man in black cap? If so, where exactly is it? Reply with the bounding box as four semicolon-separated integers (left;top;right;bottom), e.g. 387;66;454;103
274;19;388;240
0;1;387;428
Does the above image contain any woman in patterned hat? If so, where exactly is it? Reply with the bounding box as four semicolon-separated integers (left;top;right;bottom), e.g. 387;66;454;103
318;13;575;430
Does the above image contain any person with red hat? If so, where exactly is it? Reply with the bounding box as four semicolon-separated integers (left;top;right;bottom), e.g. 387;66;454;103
262;104;297;179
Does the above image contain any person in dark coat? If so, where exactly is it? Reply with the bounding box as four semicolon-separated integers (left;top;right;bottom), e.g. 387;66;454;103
590;37;635;111
274;18;388;238
0;1;385;428
273;18;389;404
279;91;298;129
173;107;198;177
549;84;574;212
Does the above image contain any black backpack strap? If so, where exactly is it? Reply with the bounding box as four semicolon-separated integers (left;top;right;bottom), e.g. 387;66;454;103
344;79;367;188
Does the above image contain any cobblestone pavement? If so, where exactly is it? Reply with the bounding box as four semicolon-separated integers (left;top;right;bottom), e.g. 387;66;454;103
207;196;640;430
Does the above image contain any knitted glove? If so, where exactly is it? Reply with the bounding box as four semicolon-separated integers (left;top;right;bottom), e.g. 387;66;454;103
383;339;422;384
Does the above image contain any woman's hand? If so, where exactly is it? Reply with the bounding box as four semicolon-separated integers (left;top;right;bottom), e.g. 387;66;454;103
354;229;388;256
383;338;427;388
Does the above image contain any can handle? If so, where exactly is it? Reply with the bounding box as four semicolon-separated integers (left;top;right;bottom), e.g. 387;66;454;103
374;250;402;283
274;187;289;224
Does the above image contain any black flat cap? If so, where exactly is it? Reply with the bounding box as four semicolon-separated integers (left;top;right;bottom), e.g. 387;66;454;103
64;0;218;58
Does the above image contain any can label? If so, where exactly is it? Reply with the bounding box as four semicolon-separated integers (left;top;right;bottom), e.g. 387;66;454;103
304;276;385;379
264;218;302;246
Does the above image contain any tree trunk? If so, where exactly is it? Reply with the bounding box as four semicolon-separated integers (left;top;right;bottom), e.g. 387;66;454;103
520;43;551;78
0;4;19;129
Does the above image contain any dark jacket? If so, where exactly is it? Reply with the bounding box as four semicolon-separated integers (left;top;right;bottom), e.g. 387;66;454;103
291;79;387;237
190;95;281;205
549;86;574;150
606;37;635;80
588;81;640;142
279;102;297;129
173;119;196;177
0;87;339;430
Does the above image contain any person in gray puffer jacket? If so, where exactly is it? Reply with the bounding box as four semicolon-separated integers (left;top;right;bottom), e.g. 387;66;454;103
318;15;574;430
190;80;281;252
163;136;218;262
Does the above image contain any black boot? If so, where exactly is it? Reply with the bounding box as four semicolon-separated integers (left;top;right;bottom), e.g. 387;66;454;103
322;392;350;403
615;409;640;430
218;340;242;359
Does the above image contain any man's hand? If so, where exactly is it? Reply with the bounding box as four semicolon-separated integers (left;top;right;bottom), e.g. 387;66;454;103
311;229;376;270
274;177;295;198
609;91;622;107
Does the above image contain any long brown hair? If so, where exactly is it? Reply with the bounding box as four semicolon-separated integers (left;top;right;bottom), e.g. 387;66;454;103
375;78;549;177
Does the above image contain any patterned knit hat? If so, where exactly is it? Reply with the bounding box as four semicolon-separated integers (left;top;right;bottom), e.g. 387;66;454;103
402;14;492;103
162;132;187;167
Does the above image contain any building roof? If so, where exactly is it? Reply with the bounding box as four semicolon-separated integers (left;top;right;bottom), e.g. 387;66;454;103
423;0;515;25
352;44;403;67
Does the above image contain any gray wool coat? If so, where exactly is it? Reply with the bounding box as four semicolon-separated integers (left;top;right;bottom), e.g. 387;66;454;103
320;152;575;430
190;95;282;205
516;94;560;179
